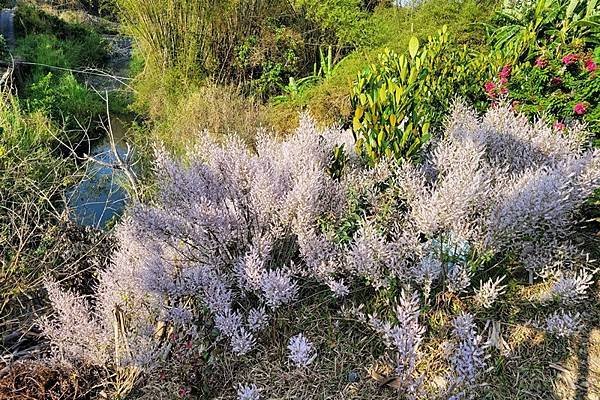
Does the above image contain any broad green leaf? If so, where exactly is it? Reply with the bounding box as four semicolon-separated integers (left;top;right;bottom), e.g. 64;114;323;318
355;106;364;120
409;36;419;59
587;0;598;16
567;0;579;19
377;130;385;146
353;116;362;132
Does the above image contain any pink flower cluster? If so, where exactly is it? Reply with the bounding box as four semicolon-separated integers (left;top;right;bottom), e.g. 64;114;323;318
484;64;511;99
562;53;579;65
585;59;597;73
562;52;597;73
573;102;587;115
534;57;548;69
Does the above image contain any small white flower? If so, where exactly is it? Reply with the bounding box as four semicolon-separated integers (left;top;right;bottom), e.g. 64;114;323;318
237;383;260;400
288;333;316;367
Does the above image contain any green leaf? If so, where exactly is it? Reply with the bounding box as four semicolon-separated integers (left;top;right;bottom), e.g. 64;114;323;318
566;0;580;19
377;130;385;146
587;0;598;17
409;36;419;59
353;116;362;132
355;106;364;120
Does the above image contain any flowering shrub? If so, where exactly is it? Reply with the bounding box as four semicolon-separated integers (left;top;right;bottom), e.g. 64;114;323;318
485;0;600;136
501;48;600;136
287;333;317;367
41;104;599;398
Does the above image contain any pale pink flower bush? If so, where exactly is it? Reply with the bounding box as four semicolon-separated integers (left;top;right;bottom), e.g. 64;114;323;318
41;104;599;398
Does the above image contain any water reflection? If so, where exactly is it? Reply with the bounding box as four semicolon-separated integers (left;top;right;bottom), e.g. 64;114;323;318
67;116;131;228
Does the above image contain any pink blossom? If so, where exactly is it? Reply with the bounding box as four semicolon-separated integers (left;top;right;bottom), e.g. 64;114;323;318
499;77;509;85
535;57;548;69
553;121;566;131
585;59;597;73
562;53;579;65
484;81;496;98
499;64;512;79
573;102;587;115
500;86;508;95
550;76;563;86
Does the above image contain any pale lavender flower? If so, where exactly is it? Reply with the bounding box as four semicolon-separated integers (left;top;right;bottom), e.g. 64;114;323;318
165;306;194;325
288;333;316;367
214;309;244;338
545;310;582;337
260;269;298;309
410;253;442;299
247;307;269;332
346;222;392;289
447;263;472;294
474;276;507;309
231;328;256;356
41;281;109;366
368;290;425;396
392;291;425;377
326;278;350;298
237;383;261;400
447;313;486;399
548;269;595;305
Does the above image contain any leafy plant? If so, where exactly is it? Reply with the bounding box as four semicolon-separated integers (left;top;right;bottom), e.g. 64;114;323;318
351;27;496;164
484;0;600;136
488;0;600;61
505;47;600;135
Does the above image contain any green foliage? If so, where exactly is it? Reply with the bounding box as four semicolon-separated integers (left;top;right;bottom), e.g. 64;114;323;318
0;35;7;60
14;6;110;131
484;0;600;136
25;72;104;127
16;32;106;70
266;0;501;133
77;0;119;19
14;3;102;40
506;46;600;135
488;0;600;61
292;0;372;48
351;27;496;163
0;93;71;282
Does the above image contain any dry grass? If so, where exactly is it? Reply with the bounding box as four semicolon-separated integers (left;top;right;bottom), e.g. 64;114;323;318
131;280;599;400
153;83;267;155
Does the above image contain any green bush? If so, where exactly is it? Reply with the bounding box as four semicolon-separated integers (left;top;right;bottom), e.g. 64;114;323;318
351;28;497;164
26;72;104;127
487;0;600;62
292;0;372;48
501;47;600;135
15;3;99;41
265;0;501;133
14;14;109;131
484;0;600;137
16;32;107;71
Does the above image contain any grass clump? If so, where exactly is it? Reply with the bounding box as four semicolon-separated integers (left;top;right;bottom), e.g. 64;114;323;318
0;90;111;328
152;83;265;155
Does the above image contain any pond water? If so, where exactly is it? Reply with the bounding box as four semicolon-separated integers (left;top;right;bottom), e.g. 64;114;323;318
0;8;15;49
67;116;132;228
